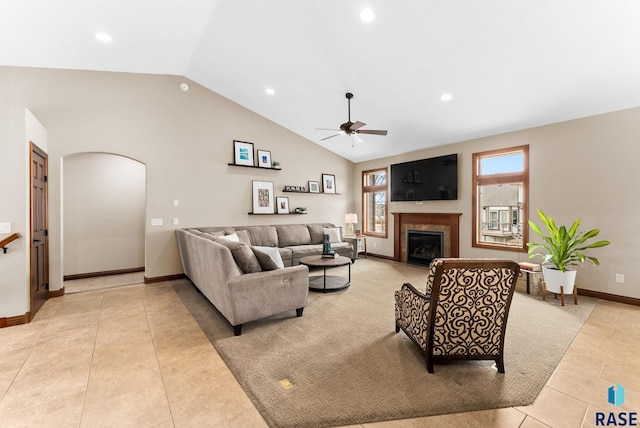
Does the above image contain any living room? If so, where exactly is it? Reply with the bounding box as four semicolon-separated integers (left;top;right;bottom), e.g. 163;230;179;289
1;2;640;427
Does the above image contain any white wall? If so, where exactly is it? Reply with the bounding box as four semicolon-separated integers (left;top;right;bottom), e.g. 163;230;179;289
355;107;640;299
63;153;145;276
0;106;48;318
1;66;354;299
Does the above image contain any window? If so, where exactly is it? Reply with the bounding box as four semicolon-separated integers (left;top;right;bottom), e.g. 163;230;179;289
362;168;388;237
472;145;529;251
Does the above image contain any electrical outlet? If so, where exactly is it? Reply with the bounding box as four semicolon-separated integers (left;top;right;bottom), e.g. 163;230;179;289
615;274;624;284
173;200;179;207
0;222;11;233
172;218;179;226
372;242;377;248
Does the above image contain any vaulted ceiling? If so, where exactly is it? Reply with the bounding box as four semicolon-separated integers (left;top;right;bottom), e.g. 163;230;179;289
3;1;640;162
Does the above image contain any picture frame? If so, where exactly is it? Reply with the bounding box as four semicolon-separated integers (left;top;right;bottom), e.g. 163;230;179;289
308;181;320;193
276;196;290;214
234;140;254;166
322;173;336;193
252;180;275;214
257;149;272;168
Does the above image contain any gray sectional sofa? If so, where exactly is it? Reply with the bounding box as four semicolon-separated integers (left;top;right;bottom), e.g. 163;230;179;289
176;223;356;335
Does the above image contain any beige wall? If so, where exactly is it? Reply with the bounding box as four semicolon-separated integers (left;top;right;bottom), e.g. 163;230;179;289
63;153;146;276
355;107;640;298
1;66;354;303
0;107;48;318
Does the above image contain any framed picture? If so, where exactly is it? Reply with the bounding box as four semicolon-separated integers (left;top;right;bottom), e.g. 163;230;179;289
322;173;336;193
252;181;275;214
308;181;320;193
257;150;272;168
234;140;254;166
276;196;290;214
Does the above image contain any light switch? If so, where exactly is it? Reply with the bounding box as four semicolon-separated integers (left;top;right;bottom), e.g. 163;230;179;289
173;200;179;207
173;218;179;226
151;218;163;226
0;223;10;233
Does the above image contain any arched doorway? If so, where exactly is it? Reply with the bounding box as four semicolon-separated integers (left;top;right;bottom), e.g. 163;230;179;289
62;153;145;290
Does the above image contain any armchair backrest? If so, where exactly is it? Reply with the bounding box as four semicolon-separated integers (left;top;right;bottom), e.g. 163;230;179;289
427;259;520;358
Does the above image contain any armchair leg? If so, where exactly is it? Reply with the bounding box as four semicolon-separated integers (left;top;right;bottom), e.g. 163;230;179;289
233;324;242;336
296;307;304;317
426;358;434;374
495;356;505;373
395;323;400;333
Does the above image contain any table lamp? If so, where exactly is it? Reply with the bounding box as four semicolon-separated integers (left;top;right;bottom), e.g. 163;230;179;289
345;213;358;236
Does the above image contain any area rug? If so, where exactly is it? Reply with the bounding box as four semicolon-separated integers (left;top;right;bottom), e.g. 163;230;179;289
172;258;597;428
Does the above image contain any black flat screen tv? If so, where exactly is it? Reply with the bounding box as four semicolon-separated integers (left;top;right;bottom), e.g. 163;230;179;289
390;153;458;201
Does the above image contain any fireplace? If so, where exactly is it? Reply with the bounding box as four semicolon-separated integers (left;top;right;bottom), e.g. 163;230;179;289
392;212;461;264
407;230;444;266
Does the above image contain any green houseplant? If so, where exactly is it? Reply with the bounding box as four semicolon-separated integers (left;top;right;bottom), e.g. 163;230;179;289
527;209;610;294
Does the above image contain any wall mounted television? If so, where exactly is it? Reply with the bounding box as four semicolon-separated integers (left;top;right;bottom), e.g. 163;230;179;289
390;153;458;201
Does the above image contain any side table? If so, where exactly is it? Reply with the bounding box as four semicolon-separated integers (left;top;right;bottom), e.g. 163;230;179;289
345;235;366;258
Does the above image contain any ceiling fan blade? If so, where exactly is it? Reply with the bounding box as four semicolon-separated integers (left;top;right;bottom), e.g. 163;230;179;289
357;129;388;136
349;121;366;131
320;133;341;141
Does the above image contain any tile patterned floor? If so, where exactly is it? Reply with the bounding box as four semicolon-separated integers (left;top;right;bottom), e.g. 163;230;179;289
0;272;638;427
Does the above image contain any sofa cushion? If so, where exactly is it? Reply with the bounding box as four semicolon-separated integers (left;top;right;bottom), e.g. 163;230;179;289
306;224;327;244
214;238;262;273
241;226;279;247
227;230;251;245
252;246;285;270
277;225;312;247
323;227;342;243
220;232;240;242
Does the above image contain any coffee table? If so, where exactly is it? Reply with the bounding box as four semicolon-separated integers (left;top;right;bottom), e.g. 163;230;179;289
299;255;352;293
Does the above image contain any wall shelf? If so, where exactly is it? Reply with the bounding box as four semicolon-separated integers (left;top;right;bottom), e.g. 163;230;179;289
282;190;342;195
228;163;281;171
248;212;308;215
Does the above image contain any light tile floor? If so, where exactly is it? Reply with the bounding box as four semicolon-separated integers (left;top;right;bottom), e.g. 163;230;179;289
0;277;638;427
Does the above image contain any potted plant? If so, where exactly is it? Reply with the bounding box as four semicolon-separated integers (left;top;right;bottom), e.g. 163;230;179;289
527;209;610;295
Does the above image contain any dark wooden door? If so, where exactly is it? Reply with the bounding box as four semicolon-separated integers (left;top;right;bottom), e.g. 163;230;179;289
30;143;49;317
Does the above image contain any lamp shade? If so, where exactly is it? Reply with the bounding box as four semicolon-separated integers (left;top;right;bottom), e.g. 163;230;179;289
344;213;358;224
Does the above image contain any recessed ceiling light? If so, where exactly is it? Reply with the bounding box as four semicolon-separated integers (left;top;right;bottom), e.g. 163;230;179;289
265;88;275;95
360;8;375;23
440;93;453;102
95;32;112;42
179;82;189;92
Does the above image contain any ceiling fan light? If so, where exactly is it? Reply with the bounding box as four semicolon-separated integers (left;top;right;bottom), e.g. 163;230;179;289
351;133;363;144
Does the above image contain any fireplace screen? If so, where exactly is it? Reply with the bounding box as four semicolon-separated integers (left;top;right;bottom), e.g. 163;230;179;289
407;230;444;266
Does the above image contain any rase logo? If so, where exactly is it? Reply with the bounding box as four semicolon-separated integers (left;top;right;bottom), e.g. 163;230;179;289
596;384;637;426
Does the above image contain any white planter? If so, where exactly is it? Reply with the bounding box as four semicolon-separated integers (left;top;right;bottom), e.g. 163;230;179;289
542;265;577;294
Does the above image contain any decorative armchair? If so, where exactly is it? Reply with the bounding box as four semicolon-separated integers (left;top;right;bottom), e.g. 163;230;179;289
395;258;520;373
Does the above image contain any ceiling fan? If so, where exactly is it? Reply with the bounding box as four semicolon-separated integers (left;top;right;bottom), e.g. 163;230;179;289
318;92;388;144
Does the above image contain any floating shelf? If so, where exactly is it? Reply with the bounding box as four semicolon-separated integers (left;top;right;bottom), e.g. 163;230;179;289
282;190;341;195
228;163;281;170
248;212;308;215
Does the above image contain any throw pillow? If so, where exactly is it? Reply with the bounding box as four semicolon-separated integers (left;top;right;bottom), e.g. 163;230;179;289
252;246;285;271
214;238;262;273
220;232;240;242
323;227;342;243
233;230;252;246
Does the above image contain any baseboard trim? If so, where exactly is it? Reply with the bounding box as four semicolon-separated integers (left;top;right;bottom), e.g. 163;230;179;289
64;267;144;281
49;287;65;298
0;312;31;329
364;253;394;261
578;288;640;307
144;273;186;284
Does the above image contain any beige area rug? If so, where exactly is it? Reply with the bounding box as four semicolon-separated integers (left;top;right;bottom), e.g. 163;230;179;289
172;258;597;428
